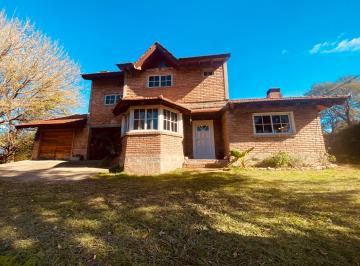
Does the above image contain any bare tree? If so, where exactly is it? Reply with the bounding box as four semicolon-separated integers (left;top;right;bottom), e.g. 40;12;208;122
306;76;360;133
0;11;82;162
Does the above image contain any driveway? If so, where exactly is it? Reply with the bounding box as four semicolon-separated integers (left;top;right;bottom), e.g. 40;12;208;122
0;160;108;182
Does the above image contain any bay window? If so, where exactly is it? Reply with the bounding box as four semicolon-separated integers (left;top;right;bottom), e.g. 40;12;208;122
133;108;159;130
122;107;181;135
163;110;178;132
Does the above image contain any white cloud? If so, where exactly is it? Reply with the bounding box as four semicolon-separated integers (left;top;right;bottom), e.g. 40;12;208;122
310;37;360;54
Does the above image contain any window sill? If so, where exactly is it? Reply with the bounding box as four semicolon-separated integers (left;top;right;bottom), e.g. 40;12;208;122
253;132;295;137
122;130;182;138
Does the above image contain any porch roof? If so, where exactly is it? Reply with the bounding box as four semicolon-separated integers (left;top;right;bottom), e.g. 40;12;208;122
113;96;191;115
15;114;88;129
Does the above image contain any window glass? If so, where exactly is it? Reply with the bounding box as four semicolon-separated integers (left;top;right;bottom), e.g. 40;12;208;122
254;114;292;134
134;108;158;130
146;109;158;130
105;94;122;105
148;75;172;88
134;109;145;130
163;109;178;132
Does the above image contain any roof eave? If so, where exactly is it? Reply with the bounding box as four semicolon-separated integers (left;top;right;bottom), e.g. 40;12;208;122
113;98;191;116
81;71;124;80
228;95;349;108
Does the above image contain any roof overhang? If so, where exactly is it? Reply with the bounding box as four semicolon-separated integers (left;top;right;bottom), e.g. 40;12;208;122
15;115;87;129
82;71;124;81
113;96;191;115
228;95;349;110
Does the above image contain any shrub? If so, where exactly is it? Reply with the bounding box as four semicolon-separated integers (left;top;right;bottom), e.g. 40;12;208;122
258;151;300;168
229;147;254;168
14;131;35;162
109;164;123;173
326;153;337;163
325;123;360;163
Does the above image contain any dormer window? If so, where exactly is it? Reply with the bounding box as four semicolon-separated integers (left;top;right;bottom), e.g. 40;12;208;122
104;94;122;105
148;75;172;88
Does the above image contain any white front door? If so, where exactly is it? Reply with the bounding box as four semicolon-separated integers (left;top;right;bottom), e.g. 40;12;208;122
193;120;215;159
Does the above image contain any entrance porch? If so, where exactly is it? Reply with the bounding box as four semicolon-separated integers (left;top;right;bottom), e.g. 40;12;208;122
183;111;226;160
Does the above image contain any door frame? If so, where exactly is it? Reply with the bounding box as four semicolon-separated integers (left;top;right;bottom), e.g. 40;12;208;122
192;120;216;159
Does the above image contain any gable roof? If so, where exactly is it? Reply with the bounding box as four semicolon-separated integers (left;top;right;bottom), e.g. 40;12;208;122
15;114;87;129
133;42;179;70
116;42;230;71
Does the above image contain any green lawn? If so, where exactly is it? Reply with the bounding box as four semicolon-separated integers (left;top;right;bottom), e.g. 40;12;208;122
0;166;360;265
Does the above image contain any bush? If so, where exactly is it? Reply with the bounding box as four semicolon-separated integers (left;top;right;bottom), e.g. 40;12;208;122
14;131;35;161
326;153;337;163
325;123;360;163
229;147;254;168
258;151;300;168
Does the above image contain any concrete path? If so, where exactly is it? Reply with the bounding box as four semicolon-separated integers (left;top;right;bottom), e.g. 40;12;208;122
0;160;108;183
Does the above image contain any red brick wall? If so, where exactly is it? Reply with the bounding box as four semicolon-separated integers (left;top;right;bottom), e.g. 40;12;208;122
120;131;184;174
124;64;227;103
224;105;326;164
89;78;123;126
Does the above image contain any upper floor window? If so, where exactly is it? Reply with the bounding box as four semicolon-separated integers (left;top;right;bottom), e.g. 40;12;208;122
134;108;158;130
203;70;214;77
253;113;294;135
163;109;178;132
104;94;122;105
148;75;172;88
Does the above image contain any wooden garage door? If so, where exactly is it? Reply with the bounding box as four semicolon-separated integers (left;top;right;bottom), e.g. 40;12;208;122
39;130;73;160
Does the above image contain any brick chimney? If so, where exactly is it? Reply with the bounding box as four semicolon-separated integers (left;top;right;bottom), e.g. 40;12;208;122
266;88;282;98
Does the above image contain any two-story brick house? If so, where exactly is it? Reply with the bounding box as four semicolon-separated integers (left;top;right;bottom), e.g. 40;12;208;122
17;43;348;174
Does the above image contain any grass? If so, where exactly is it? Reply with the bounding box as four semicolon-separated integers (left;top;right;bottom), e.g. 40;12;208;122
0;166;360;265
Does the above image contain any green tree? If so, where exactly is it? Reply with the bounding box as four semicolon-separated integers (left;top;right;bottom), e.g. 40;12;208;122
0;11;82;162
306;76;360;132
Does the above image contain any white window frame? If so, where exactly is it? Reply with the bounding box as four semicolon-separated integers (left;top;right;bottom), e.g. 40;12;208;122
163;109;179;133
133;108;159;131
121;105;183;136
104;94;122;105
252;112;296;136
147;74;173;88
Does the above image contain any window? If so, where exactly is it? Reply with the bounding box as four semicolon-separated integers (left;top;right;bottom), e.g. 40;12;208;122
253;113;293;135
146;109;158;130
203;70;214;77
124;113;130;133
104;94;122;105
134;108;158;130
148;75;172;88
163;109;178;132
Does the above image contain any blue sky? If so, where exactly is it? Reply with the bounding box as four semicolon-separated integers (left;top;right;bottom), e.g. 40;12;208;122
2;0;360;113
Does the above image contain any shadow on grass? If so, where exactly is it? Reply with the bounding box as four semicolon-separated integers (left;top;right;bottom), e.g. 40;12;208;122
0;169;359;265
